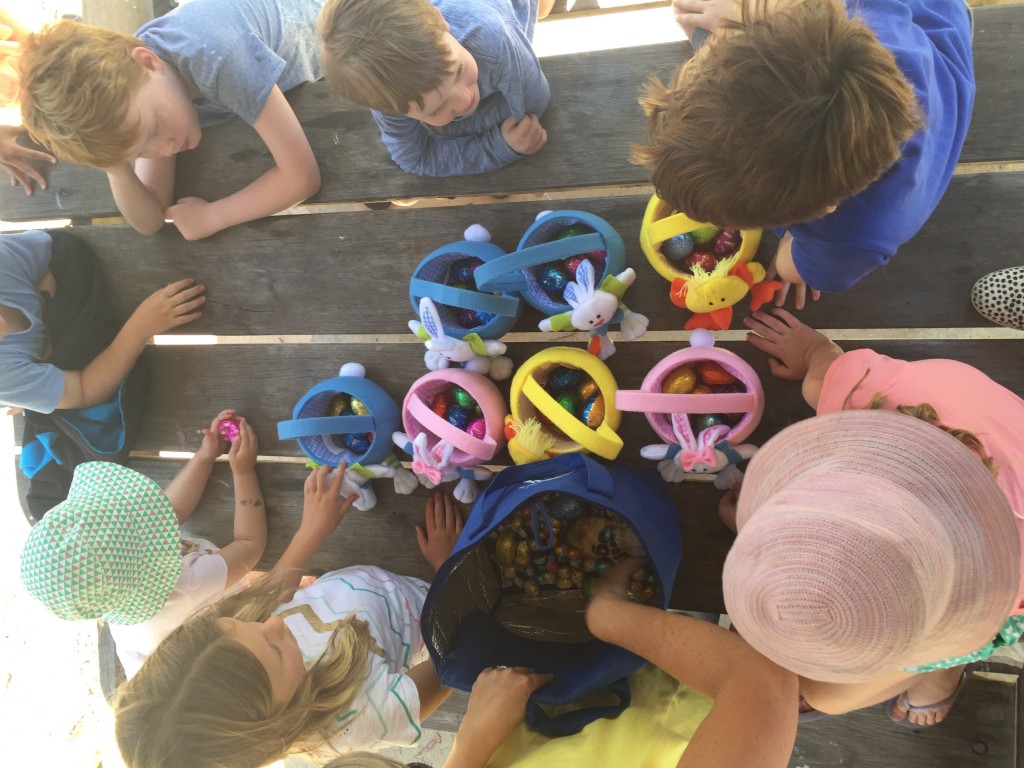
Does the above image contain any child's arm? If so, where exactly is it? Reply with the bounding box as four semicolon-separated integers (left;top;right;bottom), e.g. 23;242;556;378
166;86;319;241
769;232;821;311
215;417;269;584
105;157;175;236
743;308;843;409
55;277;205;409
586;560;798;768
273;464;359;598
163;408;235;523
405;660;452;720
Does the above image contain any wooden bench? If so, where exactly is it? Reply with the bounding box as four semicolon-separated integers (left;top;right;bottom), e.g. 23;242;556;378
6;3;1024;765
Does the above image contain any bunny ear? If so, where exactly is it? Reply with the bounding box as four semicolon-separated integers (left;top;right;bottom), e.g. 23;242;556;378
563;282;582;309
670;412;697;450
412;431;432;462
576;260;594;293
432;439;455;468
697;424;731;451
419;298;446;341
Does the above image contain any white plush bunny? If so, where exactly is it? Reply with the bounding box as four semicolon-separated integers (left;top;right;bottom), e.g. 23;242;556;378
538;259;649;360
394;431;492;504
640;412;757;489
323;455;418;512
409;297;513;380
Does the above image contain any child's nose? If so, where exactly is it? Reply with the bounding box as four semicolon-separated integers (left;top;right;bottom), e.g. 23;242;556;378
265;615;286;635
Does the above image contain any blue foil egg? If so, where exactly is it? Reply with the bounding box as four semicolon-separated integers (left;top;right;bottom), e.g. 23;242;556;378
451;257;483;284
342;432;372;454
663;233;695;261
456;308;490;328
446;405;472;430
539;264;570;294
547;366;583;392
549;495;584;520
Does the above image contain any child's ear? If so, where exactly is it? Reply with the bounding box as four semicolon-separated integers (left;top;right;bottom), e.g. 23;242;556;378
130;46;163;72
433;6;450;30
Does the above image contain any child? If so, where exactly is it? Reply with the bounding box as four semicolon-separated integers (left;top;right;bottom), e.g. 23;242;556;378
325;558;799;768
18;0;325;240
0;230;202;414
723;307;1024;726
19;410;267;679
639;0;973;308
318;0;550;177
114;486;465;766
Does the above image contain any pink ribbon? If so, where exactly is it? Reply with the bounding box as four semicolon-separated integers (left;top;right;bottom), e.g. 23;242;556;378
412;459;443;486
677;446;718;471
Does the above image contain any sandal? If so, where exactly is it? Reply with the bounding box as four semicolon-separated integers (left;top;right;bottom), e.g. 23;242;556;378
884;663;977;728
972;267;1024;330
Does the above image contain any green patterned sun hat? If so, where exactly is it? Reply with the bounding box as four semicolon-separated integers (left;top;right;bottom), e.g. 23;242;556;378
20;462;181;625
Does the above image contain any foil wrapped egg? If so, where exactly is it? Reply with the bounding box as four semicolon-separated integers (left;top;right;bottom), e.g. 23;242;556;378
581;395;604;428
429;394;449;418
446;405;472;430
692;413;726;432
662;233;695;261
342;432;372;454
547;366;583;392
217;418;241;442
451;386;477;408
467;417;486;439
691;225;720;245
556;223;590;240
713;229;742;256
349;397;369;416
451;257;483;284
577;378;599;401
555;393;579;416
698;361;737;386
328;395;350;417
539;264;570;293
662;366;697;395
563;255;586;276
684;251;718;273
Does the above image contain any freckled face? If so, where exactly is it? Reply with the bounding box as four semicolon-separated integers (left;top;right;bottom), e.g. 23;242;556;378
218;615;306;708
125;67;202;160
405;32;480;127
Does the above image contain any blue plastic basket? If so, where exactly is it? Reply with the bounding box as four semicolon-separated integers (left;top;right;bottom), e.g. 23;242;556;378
409;239;522;340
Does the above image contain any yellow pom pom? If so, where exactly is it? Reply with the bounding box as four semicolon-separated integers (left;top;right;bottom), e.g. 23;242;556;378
506;417;555;465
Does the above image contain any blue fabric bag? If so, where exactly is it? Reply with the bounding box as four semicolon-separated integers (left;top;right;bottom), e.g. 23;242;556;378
421;454;681;735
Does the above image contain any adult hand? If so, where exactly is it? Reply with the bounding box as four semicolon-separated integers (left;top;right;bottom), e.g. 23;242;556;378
417;492;464;571
227;417;259;474
0;125;56;195
300;463;358;540
127;278;206;339
196;408;237;461
768;232;821;310
743;308;833;380
501;114;547;156
672;0;737;36
168;197;222;241
453;666;554;763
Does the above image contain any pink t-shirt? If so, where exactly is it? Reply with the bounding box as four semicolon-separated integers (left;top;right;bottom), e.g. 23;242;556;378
819;349;1024;608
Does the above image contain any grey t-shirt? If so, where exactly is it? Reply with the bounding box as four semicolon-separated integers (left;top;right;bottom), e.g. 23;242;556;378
136;0;325;127
0;231;65;413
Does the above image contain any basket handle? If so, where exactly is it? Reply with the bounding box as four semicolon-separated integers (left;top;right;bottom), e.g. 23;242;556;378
406;394;499;461
615;390;756;414
523;375;622;460
410;278;519;317
474;233;607;292
277;415;375;440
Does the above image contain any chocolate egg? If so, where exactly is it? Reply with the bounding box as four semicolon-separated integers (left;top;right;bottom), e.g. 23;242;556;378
691;225;719;245
691;384;713;395
662;233;695;261
456;308;490;328
550;495;584;520
349;397;369;416
692;413;726;432
564;255;586;276
524;581;541;597
446;405;471;430
684;251;718;273
429;394;449;418
547;366;583;392
581;395;604;428
556;223;590;240
451;386;476;408
451;257;483;284
448;280;472;291
467;417;486;439
328;395;350;417
713;229;742;256
662;366;697;394
539;264;570;293
217;418;241;442
577;378;599;401
555;393;579;416
342;432;372;454
698;361;737;386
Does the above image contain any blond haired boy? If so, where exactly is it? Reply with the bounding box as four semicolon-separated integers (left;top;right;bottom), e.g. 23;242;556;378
319;0;551;177
19;0;327;240
638;0;973;308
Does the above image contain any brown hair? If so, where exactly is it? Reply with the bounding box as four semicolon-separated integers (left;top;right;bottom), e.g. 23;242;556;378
18;20;148;167
114;571;375;768
634;0;922;228
318;0;454;114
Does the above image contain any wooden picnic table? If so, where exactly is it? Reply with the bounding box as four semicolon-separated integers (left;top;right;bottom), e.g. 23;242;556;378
6;2;1024;765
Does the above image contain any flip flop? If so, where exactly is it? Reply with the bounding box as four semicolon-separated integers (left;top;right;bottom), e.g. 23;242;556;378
885;663;978;728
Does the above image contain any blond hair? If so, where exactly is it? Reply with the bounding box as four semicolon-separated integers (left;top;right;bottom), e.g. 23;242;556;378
114;572;374;768
318;0;453;114
634;0;922;228
19;20;147;167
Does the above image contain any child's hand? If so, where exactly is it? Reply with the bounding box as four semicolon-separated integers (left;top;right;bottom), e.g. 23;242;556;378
196;408;236;460
454;666;553;762
767;233;821;310
128;278;206;340
300;463;359;541
672;0;737;36
417;493;464;572
501;114;547;156
743;308;835;380
168;197;221;241
227;417;259;474
0;125;56;195
718;484;740;533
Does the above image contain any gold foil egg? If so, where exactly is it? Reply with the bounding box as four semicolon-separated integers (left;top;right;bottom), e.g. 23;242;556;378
578;378;599;401
328;394;350;417
349;397;370;416
662;366;697;394
581;395;605;428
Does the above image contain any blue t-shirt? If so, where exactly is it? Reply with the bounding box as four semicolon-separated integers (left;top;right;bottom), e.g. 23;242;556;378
784;0;974;292
0;231;65;413
137;0;325;127
372;0;551;176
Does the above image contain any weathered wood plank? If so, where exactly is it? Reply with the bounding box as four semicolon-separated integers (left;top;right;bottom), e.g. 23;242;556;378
790;673;1017;768
66;173;1024;337
3;2;1021;222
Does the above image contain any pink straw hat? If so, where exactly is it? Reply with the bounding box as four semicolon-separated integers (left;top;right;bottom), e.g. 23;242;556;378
723;410;1020;683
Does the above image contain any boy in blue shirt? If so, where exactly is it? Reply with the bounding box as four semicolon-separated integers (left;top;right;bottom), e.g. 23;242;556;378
20;0;326;240
640;0;974;308
318;0;551;176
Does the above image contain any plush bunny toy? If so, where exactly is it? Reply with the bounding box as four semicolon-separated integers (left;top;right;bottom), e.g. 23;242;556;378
640;412;757;490
537;260;649;360
393;431;494;504
322;458;419;512
410;297;513;380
